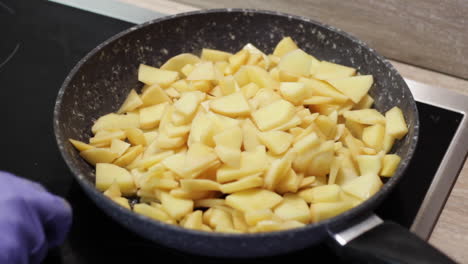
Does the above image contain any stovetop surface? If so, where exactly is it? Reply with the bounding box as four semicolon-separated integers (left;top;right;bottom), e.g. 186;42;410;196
0;1;463;263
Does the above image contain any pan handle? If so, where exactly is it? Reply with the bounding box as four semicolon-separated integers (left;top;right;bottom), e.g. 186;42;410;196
328;214;456;264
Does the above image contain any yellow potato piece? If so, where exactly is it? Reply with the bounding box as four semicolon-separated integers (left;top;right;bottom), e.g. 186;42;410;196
382;133;395;153
299;184;341;203
80;148;119;166
110;139;130;156
273;194;311;224
327;75;373;103
354;94;374;110
96;163;135;194
187;61;216;81
342;173;383;200
298;77;348;103
219;76;239;95
356;155;382;175
258;131;293;155
138;64;179;87
180;179;220;192
310;201;354;222
89;130;126;147
103;181;121;198
194;198;225;208
140;84;171;107
201;48;232;62
279;82;308;105
278;49;312;77
161;53;200;73
225;188;283;213
173;91;205;118
69;139;95;152
160;192;194;220
385;107;408;139
245;65;279;90
244;209;276;226
139;102;169;129
210;92;251;117
215;145;241;168
381;154;401;177
117;89;143;114
134;203;173;223
216;147;268;183
273;37;299;57
229;49;249;73
241;119;262;152
362;124;385;151
92;113;139;134
183;210;204;230
313;61;356;80
252;99;296;131
126;128;146;146
343;109;386;125
264;152;295;190
113;145;144;167
213;124;243;149
220;174;264;193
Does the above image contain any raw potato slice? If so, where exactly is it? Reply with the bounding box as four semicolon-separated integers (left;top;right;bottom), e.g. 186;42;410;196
134;203;172;223
215;146;241;168
80;148;119;165
139;102;169;129
310;201;354;222
126;128;146;146
112;197;131;209
225;188;283;213
279;82;308;105
160;192;194;220
219;76;239;95
210;92;251;117
183;210;204;230
173;91;205;118
356;155;382;175
216;147;268;183
244;209;276;226
385;107;408;139
138;64;179;87
110;139;130;156
229;50;249;72
381;154;401;177
114;145;144;167
245;65;279;90
241;119;262;152
220;174;264;193
96;163;135;194
161;53;200;72
187;61;216;80
201;48;232;62
327;75;373;103
382;133;395;153
278;49;312;77
252;99;296;131
273;194;311;223
313;61;356;80
213;125;243;149
298;77;348;103
264;152;295;190
354;94;374;109
69;139;95;152
180;179;220;192
362;124;385;151
140;84;171;107
89;130;126;146
342;173;383;200
258;131;293;155
92;113;140;134
343;109;386;125
299;184;341;203
273;37;299;57
103;181;121;198
117;89;143;114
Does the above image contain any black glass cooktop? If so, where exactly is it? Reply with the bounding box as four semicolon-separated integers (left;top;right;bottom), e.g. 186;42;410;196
0;1;463;263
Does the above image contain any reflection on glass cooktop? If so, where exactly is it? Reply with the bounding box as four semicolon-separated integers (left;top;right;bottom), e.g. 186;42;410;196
0;1;464;263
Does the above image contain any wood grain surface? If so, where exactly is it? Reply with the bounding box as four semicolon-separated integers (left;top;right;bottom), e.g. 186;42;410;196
116;1;468;261
172;0;468;80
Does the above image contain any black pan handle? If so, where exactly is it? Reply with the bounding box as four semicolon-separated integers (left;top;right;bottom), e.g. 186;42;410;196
328;214;457;264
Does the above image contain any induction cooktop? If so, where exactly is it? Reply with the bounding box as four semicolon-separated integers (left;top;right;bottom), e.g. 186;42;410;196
1;1;468;263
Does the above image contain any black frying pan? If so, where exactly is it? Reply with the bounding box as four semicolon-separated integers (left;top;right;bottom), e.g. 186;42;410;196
53;9;455;263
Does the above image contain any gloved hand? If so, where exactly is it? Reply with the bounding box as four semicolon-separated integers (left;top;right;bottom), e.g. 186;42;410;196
0;171;72;264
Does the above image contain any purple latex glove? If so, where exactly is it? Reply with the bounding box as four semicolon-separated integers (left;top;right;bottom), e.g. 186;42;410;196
0;171;72;264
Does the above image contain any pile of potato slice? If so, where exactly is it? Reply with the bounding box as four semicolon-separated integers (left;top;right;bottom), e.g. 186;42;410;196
69;37;408;233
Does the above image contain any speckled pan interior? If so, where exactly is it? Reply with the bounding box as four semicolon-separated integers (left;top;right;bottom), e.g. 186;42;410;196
54;9;419;257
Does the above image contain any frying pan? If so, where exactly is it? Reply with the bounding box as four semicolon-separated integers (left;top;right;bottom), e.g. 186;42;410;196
53;9;455;263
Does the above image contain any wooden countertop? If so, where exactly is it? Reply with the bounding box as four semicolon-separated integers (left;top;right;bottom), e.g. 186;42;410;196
118;1;468;261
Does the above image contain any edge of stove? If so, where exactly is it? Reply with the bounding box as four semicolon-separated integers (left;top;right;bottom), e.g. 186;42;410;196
405;79;468;240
